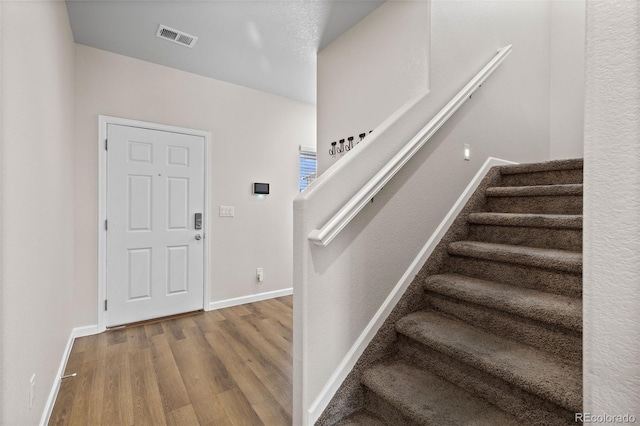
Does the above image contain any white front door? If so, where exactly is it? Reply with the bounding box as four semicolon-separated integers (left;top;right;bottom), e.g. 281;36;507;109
106;124;205;326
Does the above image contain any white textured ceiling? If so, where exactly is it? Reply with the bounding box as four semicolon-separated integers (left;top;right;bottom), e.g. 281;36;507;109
65;1;385;104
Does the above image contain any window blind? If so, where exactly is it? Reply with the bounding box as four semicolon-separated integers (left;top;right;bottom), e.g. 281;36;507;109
299;150;317;192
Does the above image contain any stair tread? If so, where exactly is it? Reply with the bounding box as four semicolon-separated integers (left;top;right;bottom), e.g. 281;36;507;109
486;184;582;197
425;273;582;331
363;361;518;425
468;212;582;229
499;159;583;175
448;241;582;273
396;311;582;412
336;411;387;426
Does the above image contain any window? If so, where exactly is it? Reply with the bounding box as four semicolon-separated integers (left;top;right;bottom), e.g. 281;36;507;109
299;148;317;192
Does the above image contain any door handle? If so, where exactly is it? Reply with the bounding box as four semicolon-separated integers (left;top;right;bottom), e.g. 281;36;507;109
195;234;202;241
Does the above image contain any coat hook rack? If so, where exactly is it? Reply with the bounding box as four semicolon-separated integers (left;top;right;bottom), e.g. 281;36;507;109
328;130;373;160
329;141;338;158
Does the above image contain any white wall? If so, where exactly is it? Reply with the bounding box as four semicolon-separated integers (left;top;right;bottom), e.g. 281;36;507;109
583;0;640;414
0;4;4;422
74;45;316;327
550;0;585;159
295;1;553;424
0;1;76;424
317;0;430;174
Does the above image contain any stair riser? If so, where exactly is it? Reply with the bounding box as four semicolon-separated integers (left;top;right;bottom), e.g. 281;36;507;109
487;196;583;215
397;337;576;426
448;256;582;298
500;169;583;186
468;225;582;251
363;389;422;426
426;293;582;363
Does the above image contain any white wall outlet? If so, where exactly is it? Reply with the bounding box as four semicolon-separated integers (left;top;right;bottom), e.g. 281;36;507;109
219;206;235;217
256;267;264;282
464;143;471;161
29;374;36;409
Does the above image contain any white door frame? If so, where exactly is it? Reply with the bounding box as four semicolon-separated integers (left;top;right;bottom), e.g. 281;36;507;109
98;115;211;333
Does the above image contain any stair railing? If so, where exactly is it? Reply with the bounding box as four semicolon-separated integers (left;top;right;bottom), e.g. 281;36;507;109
308;45;512;247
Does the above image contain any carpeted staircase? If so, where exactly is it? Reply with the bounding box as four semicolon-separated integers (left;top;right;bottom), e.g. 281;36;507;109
327;159;583;426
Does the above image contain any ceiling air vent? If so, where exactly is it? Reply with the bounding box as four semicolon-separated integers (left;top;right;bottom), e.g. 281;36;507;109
156;25;198;48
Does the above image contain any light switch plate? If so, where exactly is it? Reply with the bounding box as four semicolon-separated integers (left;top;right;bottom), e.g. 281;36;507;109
219;206;235;217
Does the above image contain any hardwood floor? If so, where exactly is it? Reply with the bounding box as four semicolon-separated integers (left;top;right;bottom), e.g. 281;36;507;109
49;296;293;426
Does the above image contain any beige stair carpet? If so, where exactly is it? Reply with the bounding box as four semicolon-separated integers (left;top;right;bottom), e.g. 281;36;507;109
317;158;583;426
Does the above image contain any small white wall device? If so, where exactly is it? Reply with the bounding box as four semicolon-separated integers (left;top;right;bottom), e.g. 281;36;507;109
253;182;270;195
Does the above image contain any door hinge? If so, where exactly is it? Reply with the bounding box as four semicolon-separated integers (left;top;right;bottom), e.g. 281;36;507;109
104;299;108;311
104;219;108;230
105;139;108;151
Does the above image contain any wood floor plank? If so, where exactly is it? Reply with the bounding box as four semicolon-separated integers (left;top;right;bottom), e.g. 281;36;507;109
217;305;249;323
215;321;278;380
245;316;293;358
56;340;84;415
48;296;293;426
218;387;265;426
262;371;293;418
100;355;133;426
181;326;235;394
168;332;234;424
214;318;293;417
127;324;150;352
129;349;167;425
66;358;103;425
166;404;200;426
218;318;287;380
252;396;292;426
229;303;253;316
203;329;273;405
107;328;128;346
76;333;108;363
145;321;165;337
233;319;293;379
48;380;75;425
274;295;293;309
163;318;187;341
262;298;293;328
149;333;191;414
81;358;107;424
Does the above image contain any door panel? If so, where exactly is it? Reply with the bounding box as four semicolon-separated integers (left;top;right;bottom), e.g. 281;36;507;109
128;248;152;300
167;178;189;229
107;124;205;326
167;245;189;294
128;175;152;231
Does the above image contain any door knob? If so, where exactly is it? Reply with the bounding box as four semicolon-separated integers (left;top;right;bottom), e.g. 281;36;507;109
195;234;202;240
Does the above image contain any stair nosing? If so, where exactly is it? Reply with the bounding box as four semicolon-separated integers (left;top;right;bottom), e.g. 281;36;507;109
448;241;582;273
424;273;582;331
498;159;583;175
467;212;583;229
486;183;583;197
362;360;519;425
396;311;582;413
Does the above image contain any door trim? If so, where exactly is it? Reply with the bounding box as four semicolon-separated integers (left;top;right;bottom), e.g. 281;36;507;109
98;115;211;333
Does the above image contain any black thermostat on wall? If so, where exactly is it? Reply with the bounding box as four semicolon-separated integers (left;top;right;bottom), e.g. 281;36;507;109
253;182;270;195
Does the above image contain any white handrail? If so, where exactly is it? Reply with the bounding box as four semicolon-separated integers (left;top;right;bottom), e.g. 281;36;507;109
309;45;513;247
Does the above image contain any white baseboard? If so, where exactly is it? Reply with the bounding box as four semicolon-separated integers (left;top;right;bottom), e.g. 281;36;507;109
208;288;293;311
73;324;100;339
306;157;516;424
40;324;100;426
